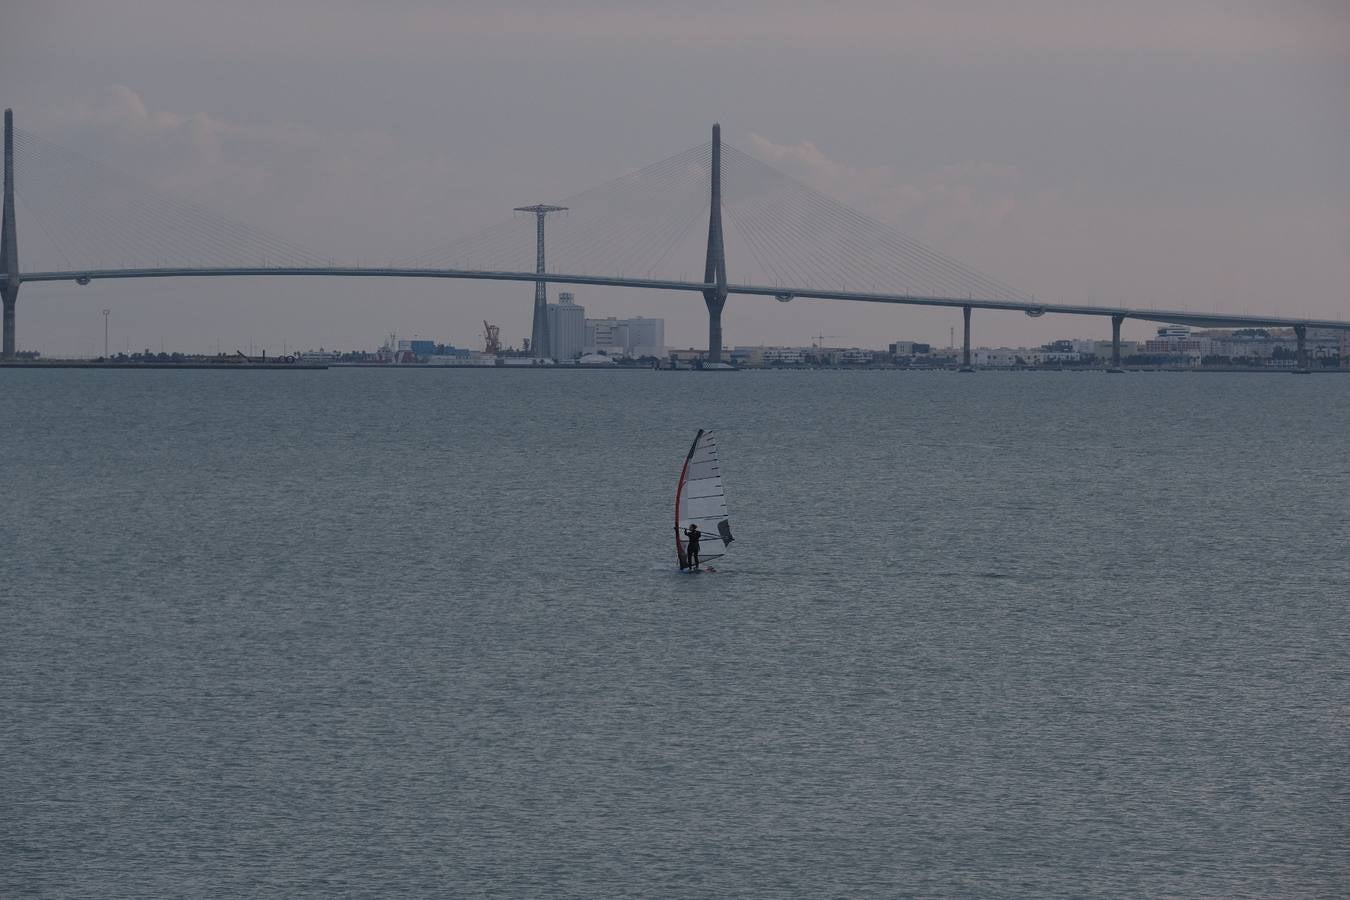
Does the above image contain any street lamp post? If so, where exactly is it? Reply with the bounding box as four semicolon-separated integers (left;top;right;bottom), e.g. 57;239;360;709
102;308;110;358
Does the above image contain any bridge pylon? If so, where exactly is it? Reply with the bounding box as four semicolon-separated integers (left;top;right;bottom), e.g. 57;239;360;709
2;109;18;359
702;123;728;364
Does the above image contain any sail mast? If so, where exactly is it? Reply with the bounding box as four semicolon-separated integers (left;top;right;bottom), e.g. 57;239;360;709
675;429;733;569
674;429;703;569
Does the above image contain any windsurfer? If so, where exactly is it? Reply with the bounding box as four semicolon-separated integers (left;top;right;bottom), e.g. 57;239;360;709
684;523;701;569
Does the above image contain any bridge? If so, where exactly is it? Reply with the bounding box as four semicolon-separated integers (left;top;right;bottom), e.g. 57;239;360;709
2;109;1346;368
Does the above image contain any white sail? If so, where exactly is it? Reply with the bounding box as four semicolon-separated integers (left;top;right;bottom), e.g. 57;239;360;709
675;429;734;568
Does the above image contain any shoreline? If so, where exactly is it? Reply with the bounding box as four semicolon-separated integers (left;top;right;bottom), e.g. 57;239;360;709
2;361;1344;374
0;361;328;370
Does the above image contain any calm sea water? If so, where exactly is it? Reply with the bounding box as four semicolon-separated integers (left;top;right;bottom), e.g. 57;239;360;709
2;368;1347;898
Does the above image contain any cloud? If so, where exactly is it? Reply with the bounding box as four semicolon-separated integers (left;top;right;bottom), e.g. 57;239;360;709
745;133;1024;245
9;1;1349;60
499;1;1350;56
41;86;317;195
736;131;1350;327
30;86;472;260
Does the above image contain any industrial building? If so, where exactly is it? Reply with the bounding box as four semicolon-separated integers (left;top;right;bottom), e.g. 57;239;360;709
584;315;665;359
546;292;586;362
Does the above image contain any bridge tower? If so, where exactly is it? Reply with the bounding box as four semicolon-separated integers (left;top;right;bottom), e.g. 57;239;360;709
703;123;728;364
1109;315;1125;371
1;109;18;359
515;203;567;359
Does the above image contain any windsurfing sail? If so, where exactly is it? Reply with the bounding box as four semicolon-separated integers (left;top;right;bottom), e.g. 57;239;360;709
675;429;734;568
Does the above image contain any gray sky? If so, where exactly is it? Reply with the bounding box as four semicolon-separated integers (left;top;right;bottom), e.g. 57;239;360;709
3;0;1348;354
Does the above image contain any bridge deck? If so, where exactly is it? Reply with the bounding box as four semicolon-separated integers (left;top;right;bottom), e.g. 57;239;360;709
5;266;1347;332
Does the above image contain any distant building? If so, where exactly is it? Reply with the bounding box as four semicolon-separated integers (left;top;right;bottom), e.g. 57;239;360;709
623;317;664;357
422;347;491;366
1091;339;1138;359
733;345;880;366
578;353;616;366
1141;325;1208;362
973;348;1082;367
889;341;931;356
584;315;665;358
668;348;707;367
1307;328;1343;367
398;339;437;356
850;348;881;365
1189;327;1340;366
546;292;586;361
761;347;806;365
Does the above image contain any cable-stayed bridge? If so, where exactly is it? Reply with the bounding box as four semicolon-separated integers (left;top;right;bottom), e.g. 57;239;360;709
2;109;1346;367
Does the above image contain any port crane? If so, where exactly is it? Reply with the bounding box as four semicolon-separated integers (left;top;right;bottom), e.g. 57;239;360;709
483;321;501;354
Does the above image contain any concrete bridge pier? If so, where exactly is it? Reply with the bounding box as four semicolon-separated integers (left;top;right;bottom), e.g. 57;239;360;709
702;124;728;364
959;304;974;371
1;283;15;359
704;289;727;364
2;108;17;359
1108;314;1125;372
1294;324;1309;373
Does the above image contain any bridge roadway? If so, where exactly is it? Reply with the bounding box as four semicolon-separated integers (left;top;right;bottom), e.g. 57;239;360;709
6;265;1349;334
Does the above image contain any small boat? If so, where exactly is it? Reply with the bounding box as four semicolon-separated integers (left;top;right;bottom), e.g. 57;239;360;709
675;429;735;571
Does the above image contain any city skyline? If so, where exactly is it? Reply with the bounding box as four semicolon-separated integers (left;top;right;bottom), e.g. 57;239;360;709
3;2;1347;354
61;303;1344;365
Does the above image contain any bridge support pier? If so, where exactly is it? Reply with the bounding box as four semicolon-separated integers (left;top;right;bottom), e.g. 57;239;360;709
1294;324;1309;373
704;290;727;364
959;304;974;371
2;108;17;359
1;284;15;358
1108;314;1124;372
702;124;728;365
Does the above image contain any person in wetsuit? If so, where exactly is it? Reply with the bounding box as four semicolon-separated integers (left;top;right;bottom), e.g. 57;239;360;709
684;523;701;569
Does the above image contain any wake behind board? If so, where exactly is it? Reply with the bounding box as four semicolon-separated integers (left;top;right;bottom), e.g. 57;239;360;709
675;429;734;572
